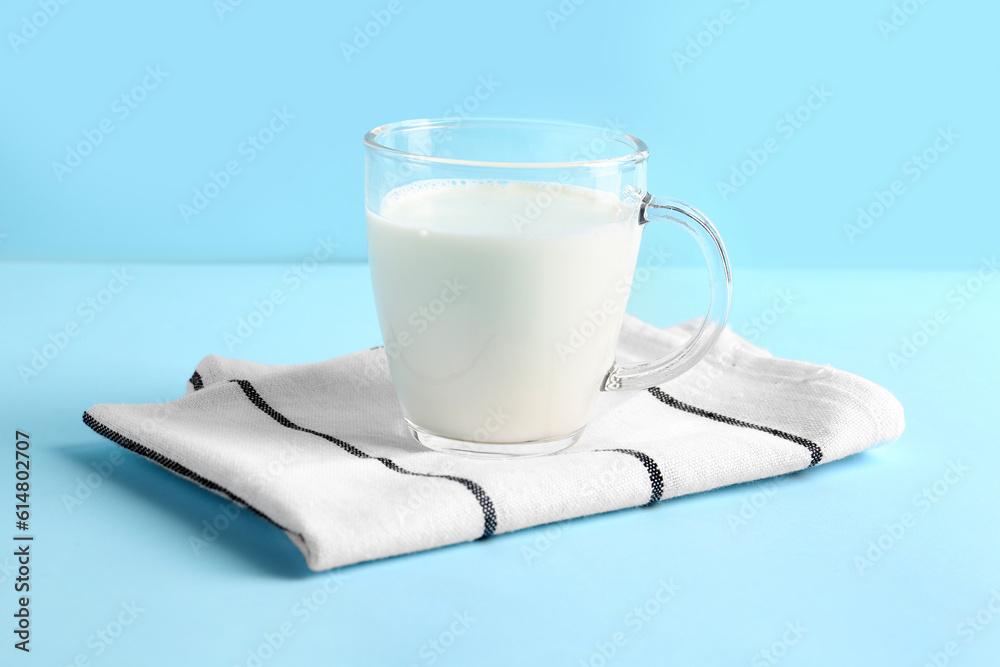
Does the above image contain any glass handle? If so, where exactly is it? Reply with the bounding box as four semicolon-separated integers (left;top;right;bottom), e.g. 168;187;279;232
602;193;733;391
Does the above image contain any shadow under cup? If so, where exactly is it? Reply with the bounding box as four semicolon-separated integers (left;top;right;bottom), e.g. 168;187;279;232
364;119;729;458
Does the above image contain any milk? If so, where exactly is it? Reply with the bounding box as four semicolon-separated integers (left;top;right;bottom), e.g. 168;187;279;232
367;180;642;444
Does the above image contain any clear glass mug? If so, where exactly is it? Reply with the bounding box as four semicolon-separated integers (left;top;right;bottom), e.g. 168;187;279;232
364;119;731;457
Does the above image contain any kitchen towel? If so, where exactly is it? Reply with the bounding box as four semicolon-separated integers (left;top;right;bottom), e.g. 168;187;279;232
82;315;905;571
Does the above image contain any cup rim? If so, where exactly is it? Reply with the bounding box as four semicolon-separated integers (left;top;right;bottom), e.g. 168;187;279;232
363;117;649;169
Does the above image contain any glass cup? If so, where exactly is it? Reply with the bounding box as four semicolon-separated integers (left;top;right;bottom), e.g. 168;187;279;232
364;118;731;457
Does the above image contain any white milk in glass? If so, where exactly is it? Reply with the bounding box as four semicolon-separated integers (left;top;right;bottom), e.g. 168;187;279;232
367;180;641;444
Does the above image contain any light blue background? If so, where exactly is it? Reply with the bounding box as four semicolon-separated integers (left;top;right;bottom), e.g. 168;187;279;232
2;263;999;665
2;0;997;266
2;0;1000;665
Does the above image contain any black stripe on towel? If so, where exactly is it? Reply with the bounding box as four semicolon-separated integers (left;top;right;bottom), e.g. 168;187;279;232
606;449;664;505
648;387;823;467
233;379;497;539
82;411;290;531
189;370;204;391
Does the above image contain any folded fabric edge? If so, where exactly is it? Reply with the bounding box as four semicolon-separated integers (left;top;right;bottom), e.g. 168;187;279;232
80;409;312;566
816;365;907;448
186;353;336;395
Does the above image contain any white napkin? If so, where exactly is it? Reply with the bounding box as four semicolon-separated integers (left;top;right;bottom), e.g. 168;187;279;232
83;316;904;571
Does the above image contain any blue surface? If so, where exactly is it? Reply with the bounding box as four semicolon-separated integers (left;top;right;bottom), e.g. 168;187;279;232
1;261;997;665
2;0;998;266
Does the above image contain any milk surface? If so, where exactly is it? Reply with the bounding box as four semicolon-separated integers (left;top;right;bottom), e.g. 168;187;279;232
367;180;641;444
